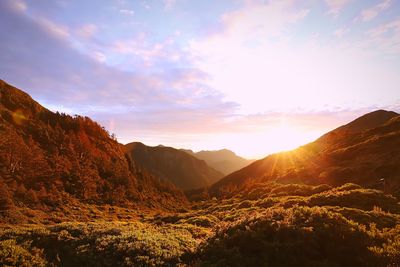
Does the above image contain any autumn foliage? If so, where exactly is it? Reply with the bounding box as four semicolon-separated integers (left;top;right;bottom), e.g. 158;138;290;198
0;80;185;221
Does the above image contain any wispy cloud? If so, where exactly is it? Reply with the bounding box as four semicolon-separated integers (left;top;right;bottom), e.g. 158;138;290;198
357;0;393;22
333;27;350;38
325;0;351;17
366;18;400;54
119;9;134;16
189;0;400;116
8;0;26;12
163;0;176;10
76;24;97;39
219;1;309;39
0;0;236;139
1;0;399;157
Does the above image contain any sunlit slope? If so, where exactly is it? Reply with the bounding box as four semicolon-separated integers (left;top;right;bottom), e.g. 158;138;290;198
211;110;400;197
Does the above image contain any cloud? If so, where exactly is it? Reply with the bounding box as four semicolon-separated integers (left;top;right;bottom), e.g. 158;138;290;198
8;0;27;12
366;18;400;54
76;24;97;39
2;0;71;40
333;27;350;38
163;0;176;10
119;9;134;15
189;0;400;115
0;1;237;141
120;107;397;158
325;0;351;17
100;33;191;70
357;0;392;22
219;1;309;40
1;0;399;157
93;51;106;62
34;16;71;39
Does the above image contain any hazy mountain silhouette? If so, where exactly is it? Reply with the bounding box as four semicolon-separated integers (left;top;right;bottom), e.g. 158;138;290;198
181;149;254;175
211;110;400;197
125;142;224;190
0;80;186;218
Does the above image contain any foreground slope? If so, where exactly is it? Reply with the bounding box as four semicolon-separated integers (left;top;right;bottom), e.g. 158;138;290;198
125;142;224;190
211;110;400;197
1;182;399;266
0;80;186;222
182;148;254;175
0;80;399;266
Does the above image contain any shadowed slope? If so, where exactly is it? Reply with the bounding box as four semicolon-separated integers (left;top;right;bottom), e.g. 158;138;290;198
182;149;254;175
125;142;224;190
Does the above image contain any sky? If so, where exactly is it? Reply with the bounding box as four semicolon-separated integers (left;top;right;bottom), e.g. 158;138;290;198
1;0;400;159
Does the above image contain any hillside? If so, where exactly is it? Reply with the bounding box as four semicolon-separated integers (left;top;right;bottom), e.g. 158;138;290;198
182;148;254;175
211;110;400;197
2;182;399;266
0;80;399;266
125;142;224;190
0;80;186;223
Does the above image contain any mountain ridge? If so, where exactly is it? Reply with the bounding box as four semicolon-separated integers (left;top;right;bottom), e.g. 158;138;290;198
181;148;254;175
125;142;224;190
0;80;187;222
210;109;400;197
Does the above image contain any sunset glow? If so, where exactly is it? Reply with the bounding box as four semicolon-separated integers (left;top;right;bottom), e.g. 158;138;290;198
1;0;400;158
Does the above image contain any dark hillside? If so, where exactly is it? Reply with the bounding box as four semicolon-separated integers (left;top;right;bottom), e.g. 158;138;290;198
125;142;224;190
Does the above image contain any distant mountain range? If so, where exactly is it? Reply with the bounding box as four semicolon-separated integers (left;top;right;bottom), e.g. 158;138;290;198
125;142;224;190
211;110;400;197
1;79;400;266
181;149;254;175
2;78;400;218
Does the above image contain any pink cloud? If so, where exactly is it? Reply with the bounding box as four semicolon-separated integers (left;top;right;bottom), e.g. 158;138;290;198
325;0;351;17
366;18;400;54
357;0;392;22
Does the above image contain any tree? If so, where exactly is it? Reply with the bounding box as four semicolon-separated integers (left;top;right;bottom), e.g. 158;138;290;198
0;181;14;211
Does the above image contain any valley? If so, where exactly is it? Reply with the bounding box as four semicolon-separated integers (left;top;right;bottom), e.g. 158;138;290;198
0;80;399;266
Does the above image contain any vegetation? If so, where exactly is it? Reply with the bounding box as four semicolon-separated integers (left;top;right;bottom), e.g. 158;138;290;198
1;81;400;266
211;110;400;198
0;183;399;266
0;80;186;223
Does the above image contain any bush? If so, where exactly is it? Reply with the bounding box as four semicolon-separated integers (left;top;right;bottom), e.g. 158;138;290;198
0;239;46;267
196;206;392;267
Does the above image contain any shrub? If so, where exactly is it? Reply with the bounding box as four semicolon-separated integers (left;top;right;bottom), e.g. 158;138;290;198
0;239;46;267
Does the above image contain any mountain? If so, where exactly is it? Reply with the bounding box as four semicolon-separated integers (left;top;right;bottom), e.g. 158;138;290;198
1;80;399;266
125;142;224;190
182;149;254;175
211;110;400;197
0;80;186;221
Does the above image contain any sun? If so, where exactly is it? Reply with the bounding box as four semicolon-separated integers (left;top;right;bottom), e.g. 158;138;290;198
190;117;325;159
205;118;322;159
265;119;315;151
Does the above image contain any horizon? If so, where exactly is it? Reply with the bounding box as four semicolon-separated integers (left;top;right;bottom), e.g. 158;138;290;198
1;0;400;158
3;80;398;161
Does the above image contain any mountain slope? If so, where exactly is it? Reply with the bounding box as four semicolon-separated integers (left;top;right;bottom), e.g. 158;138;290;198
211;110;400;197
182;149;254;175
125;142;224;190
0;80;186;220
